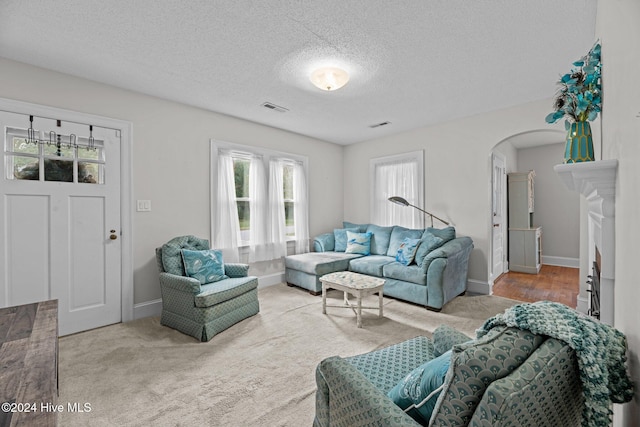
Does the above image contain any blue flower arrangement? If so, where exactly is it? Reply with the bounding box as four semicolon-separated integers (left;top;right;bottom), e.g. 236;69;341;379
545;42;602;128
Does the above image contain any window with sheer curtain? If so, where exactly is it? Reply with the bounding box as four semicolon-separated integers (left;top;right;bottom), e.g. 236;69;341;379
370;151;424;228
211;141;309;263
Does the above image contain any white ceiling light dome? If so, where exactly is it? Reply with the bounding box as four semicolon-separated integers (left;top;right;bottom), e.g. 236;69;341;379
310;67;350;91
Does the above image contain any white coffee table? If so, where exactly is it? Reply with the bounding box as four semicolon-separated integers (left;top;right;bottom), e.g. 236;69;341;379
320;271;385;328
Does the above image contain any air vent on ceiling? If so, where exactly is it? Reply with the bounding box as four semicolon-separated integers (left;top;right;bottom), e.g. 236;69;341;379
261;102;289;113
369;121;391;128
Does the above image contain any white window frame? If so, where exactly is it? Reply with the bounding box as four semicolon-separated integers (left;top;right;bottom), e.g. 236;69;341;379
369;150;424;228
210;140;308;248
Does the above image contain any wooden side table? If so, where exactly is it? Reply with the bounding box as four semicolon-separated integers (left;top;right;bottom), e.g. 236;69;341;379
320;271;385;328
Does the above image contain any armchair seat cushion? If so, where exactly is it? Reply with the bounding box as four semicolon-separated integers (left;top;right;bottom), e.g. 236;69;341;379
195;277;259;308
383;262;426;285
348;255;395;277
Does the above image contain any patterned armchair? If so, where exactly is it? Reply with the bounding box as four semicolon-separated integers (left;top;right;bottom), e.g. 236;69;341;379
314;325;584;427
155;235;259;342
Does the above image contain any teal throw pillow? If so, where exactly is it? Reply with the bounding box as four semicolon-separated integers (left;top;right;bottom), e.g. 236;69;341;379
345;231;372;255
333;228;359;252
414;226;456;267
387;350;452;424
181;249;228;284
395;237;421;266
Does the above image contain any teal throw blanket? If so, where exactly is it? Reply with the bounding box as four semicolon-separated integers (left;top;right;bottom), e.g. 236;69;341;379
477;301;634;427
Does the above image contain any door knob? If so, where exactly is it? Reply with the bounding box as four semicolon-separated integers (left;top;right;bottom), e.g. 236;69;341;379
110;230;118;240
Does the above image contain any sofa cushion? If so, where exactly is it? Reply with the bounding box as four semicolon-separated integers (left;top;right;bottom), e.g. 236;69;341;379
349;255;395;277
333;227;360;252
162;235;210;276
181;249;228;284
285;251;362;275
387;350;452;424
195;276;258;307
342;221;369;233
383;262;426;285
345;231;372;255
414;226;456;267
386;226;424;257
429;326;546;427
366;224;394;255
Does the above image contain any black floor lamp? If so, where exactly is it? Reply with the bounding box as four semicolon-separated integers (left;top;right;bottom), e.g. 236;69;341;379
388;196;450;227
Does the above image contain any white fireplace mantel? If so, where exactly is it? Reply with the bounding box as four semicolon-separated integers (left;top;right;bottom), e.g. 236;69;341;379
553;159;618;325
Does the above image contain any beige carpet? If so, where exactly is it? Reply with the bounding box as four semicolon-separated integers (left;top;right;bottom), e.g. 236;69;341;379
58;284;519;426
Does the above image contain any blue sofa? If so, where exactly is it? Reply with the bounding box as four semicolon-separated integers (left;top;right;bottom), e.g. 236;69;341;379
284;222;473;311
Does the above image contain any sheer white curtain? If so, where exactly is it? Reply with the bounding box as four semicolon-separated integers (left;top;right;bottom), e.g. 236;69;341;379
371;154;423;228
268;159;287;259
248;155;270;262
293;161;309;254
214;150;240;262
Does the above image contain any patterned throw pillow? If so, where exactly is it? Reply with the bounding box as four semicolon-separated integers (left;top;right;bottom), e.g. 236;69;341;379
180;249;228;284
345;231;372;255
387;350;452;424
333;227;359;252
395;237;421;266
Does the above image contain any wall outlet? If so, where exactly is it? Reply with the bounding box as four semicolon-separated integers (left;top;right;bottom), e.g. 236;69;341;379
136;200;151;212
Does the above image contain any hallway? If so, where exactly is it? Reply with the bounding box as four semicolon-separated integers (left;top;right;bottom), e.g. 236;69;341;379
492;265;579;308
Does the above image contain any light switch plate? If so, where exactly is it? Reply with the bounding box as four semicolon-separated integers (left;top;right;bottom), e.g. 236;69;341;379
136;200;151;212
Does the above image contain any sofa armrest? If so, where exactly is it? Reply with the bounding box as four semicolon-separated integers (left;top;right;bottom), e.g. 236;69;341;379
421;236;473;273
314;356;420;427
313;232;335;252
433;324;473;357
159;272;201;294
224;263;249;278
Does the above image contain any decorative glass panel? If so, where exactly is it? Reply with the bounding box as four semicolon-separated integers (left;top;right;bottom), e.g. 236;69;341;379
77;145;103;161
43;143;74;158
11;156;40;180
78;162;103;184
44;159;74;182
11;137;38;155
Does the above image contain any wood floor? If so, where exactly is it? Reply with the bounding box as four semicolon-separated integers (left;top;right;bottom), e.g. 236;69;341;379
492;265;579;308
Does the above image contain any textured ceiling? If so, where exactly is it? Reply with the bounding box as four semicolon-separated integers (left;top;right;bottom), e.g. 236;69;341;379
0;1;597;145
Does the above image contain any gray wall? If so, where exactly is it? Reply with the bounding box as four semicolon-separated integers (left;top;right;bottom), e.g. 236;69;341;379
0;58;345;306
597;1;640;424
517;142;580;264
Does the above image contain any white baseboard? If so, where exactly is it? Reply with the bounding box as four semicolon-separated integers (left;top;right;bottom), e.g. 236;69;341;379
467;279;490;295
258;272;285;288
541;256;579;268
576;295;588;314
133;299;162;319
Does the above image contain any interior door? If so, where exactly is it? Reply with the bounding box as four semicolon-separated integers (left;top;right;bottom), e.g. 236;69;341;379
491;152;507;280
0;111;121;335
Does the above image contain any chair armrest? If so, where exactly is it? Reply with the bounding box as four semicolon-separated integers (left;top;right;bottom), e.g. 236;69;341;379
315;356;420;427
159;272;201;294
433;324;473;357
313;232;335;252
224;263;249;278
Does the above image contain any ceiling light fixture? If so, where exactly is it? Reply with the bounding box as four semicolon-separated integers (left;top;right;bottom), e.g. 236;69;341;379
310;67;349;91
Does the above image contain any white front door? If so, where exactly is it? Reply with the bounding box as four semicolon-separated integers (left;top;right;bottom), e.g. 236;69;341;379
491;152;507;281
0;110;122;335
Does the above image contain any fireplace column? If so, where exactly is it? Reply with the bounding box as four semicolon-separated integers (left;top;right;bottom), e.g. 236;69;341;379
554;159;617;325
